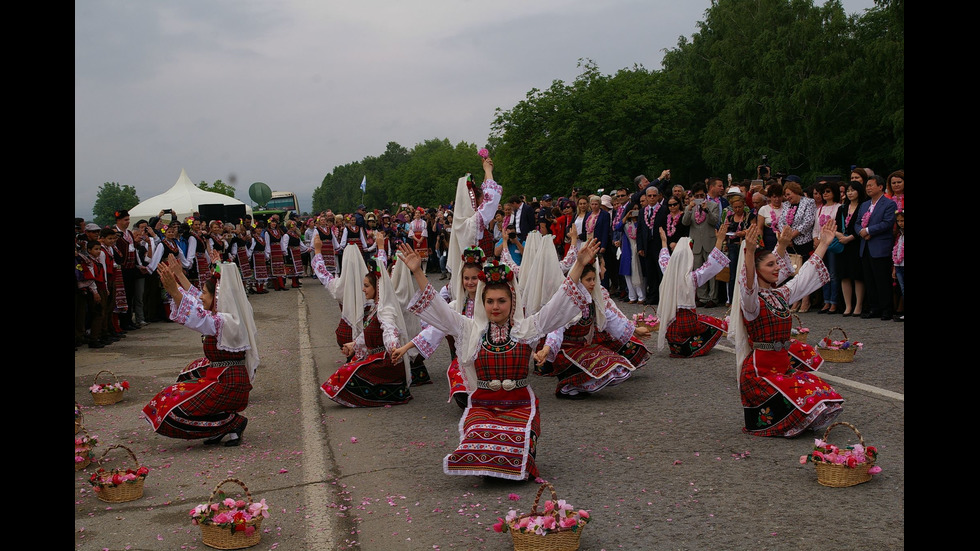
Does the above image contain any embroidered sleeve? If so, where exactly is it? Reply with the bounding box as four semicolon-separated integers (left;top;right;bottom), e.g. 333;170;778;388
475;179;502;234
692;247;731;287
411;325;444;359
659;247;670;274
775;251;794;285
738;263;761;322
312;254;336;288
439;285;452;303
544;328;563;362
558;244;577;274
602;290;635;344
375;248;387;267
380;316;400;351
780;254;830;304
499;242;520;275
409;284;438;316
171;286;218;336
351;326;368;360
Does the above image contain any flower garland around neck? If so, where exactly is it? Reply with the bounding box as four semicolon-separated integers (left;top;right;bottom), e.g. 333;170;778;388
644;202;661;229
585;212;598;235
860;197;879;230
892;233;904;265
693;205;707;225
666;211;682;236
625;220;638;240
784;203;798;227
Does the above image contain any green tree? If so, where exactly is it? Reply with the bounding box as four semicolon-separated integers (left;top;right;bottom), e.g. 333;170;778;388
198;179;236;198
93;182;140;227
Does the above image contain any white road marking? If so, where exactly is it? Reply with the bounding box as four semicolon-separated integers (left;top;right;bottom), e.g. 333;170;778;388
713;344;904;401
298;291;337;548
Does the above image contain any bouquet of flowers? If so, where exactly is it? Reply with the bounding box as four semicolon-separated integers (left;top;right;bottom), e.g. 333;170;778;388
89;445;149;503
90;381;130;393
801;422;880;487
192;478;269;548
75;431;97;471
493;483;589;550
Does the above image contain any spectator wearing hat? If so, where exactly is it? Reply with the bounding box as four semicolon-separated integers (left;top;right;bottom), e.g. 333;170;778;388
355;205;367;229
111;209;142;330
537;194;554;225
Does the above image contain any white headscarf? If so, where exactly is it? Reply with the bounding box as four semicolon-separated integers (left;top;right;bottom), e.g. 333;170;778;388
517;232;563;317
447;174;477;302
657;237;694;351
729;240;751;384
390;256;421;360
214;262;260;381
335;245;368;339
374;258;413;384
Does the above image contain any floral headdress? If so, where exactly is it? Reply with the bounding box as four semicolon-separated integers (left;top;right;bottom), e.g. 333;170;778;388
461;246;485;265
185;216;196;227
479;261;513;284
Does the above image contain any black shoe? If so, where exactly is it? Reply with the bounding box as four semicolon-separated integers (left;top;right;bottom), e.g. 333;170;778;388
859;311;875;319
113;332;127;339
880;311;893;321
894;314;904;322
704;301;717;308
124;324;140;331
203;434;225;445
88;341;105;349
223;419;247;446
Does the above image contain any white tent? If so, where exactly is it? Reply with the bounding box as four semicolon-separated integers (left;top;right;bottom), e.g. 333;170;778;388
129;169;251;224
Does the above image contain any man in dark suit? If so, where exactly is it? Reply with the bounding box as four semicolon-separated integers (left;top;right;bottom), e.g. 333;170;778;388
638;185;668;304
508;195;536;242
856;176;896;320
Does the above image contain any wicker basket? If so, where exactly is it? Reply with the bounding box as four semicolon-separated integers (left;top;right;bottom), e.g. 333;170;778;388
634;305;660;332
93;445;146;503
510;483;585;551
75;401;83;435
790;314;809;344
817;327;857;363
199;478;263;549
75;428;96;471
813;422;876;487
91;370;125;405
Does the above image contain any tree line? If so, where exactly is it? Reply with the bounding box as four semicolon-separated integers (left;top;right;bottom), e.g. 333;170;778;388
314;0;902;212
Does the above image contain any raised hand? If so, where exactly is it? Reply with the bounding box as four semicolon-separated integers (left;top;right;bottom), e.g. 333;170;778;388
659;227;667;245
819;219;837;243
313;233;323;255
745;224;761;254
397;243;422;273
776;226;793;251
208;247;221;265
576;238;601;268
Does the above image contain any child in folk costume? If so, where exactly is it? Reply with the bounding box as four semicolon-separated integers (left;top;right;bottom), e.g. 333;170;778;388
399;238;601;481
409;207;429;272
656;226;730;358
142;254;259;446
730;222;843;437
312;232;413;407
250;223;270;294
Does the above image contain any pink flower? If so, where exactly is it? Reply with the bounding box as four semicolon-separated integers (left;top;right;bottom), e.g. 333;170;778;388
245;525;255;536
799;455;808;465
223;498;237;508
541;516;557;530
508;493;520;501
210;503;220;512
350;437;358;443
868;465;882;475
543;500;554;513
517;517;531;529
578;510;590;519
478;148;489;159
235;500;247;509
212;512;232;524
559;516;578;529
492;519;505;532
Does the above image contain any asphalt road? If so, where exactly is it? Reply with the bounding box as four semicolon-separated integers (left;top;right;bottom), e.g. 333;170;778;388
75;273;904;550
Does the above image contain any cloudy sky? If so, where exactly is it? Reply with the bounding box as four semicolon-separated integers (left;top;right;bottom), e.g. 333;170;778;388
75;0;876;218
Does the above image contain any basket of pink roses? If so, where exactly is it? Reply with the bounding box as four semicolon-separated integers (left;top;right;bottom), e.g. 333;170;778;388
191;478;269;549
801;422;881;487
494;482;590;551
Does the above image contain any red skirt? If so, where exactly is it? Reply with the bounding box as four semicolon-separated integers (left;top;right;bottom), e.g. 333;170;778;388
321;352;412;407
664;308;725;358
445;386;539;480
142;359;251;439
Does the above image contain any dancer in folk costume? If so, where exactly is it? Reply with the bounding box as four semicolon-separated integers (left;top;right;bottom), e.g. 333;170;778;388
282;220;308;288
265;215;288;291
730;222;843;437
656;226;730;358
250;224;270;294
230;223;255;292
534;246;651;399
390;157;503;403
312;232;413;407
409;207;430;272
314;215;341;277
185;218;211;288
142;253;259;446
399;238;601;481
206;220;229;261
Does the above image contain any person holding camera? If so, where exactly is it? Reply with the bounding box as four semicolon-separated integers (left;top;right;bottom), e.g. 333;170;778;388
681;182;721;308
495;224;525;265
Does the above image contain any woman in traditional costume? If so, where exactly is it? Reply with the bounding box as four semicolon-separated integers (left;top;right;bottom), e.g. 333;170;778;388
142;253;258;446
398;238;600;481
730;223;843;437
312;232;413;407
656;226;729;358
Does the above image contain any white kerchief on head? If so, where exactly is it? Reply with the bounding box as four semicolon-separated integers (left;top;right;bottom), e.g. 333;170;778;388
337;245;368;339
215;262;260;381
657;237;693;351
729;240;751;384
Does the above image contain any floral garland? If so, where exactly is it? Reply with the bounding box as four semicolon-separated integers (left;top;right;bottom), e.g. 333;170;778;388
494;499;590;536
784;203;798;227
693;205;706;225
89;465;149;491
479;262;513;284
801;438;881;474
666;212;682;236
624;221;638;241
643;203;661;229
91;380;130;393
892;233;904;265
190;497;270;536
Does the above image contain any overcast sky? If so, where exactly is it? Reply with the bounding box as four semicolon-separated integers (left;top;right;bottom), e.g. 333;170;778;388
75;0;876;218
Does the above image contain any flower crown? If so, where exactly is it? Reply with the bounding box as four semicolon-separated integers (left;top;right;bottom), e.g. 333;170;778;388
478;261;513;284
461;247;485;265
369;257;383;278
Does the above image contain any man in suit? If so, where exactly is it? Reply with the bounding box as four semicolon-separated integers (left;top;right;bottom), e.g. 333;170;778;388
682;182;720;307
856;175;896;320
638;184;668;304
508;195;536;242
